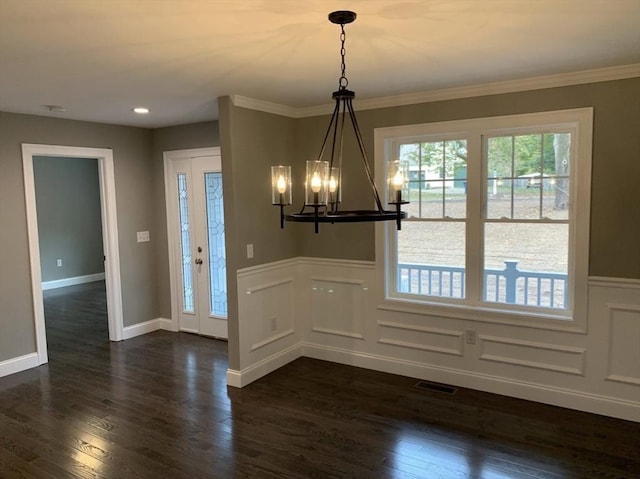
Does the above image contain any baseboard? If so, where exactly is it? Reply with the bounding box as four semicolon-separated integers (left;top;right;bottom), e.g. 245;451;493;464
302;342;640;423
0;353;40;378
159;317;178;332
122;317;173;340
42;272;105;290
1;320;173;376
227;343;302;388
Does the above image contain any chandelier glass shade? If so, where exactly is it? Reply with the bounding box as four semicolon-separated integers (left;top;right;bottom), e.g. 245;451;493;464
271;10;408;233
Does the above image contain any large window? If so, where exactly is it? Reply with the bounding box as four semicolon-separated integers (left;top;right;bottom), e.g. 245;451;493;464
375;109;592;326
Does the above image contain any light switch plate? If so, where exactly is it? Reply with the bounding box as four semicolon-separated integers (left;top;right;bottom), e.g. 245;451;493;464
137;231;150;242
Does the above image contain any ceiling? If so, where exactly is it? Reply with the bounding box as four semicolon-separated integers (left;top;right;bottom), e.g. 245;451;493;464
1;0;639;128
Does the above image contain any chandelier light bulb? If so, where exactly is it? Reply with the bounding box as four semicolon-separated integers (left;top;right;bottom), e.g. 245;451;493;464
310;172;322;193
329;177;338;193
392;170;405;190
277;175;287;194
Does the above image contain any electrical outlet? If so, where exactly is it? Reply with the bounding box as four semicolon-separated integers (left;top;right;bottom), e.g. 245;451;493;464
137;231;150;242
56;258;62;267
465;329;477;344
247;244;254;259
270;317;277;332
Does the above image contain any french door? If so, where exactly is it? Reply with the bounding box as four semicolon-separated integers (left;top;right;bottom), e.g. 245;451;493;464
166;148;227;339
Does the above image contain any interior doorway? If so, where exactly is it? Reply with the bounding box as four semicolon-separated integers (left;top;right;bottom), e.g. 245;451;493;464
164;147;228;339
22;144;124;366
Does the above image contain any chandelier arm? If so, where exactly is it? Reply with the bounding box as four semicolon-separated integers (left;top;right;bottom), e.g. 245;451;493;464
316;100;341;162
299;203;327;215
346;98;385;212
333;98;348;213
306;100;340;218
327;100;341;214
328;99;341;171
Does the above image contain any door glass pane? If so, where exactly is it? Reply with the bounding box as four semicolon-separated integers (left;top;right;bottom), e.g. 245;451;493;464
177;174;194;313
205;172;227;318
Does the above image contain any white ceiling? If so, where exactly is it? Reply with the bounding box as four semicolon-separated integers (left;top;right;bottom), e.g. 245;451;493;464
1;0;639;128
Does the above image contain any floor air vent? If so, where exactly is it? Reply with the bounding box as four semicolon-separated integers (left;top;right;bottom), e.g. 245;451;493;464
414;381;458;395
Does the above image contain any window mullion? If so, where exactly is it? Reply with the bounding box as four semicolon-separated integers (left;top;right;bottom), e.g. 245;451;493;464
441;141;446;217
465;133;483;303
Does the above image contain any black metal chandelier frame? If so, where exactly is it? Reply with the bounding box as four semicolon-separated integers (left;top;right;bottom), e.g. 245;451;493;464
273;10;408;233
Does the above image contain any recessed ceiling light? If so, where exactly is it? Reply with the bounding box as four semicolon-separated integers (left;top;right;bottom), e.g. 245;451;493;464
132;107;150;114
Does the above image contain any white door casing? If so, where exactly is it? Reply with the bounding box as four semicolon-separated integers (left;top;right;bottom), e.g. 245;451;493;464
22;144;124;364
164;147;228;339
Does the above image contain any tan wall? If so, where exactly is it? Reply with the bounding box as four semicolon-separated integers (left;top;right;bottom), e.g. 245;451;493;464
2;77;637;368
0;112;156;360
0;114;222;364
219;97;298;370
294;78;640;279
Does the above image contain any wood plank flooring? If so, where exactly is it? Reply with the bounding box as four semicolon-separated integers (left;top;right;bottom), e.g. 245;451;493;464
1;281;639;478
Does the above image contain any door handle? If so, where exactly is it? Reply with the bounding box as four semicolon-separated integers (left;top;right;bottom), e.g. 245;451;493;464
195;258;203;265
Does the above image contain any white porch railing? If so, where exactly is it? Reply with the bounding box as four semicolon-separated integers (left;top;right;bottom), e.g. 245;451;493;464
398;261;568;309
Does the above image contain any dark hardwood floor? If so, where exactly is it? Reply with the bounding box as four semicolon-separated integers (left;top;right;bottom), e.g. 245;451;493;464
1;281;639;478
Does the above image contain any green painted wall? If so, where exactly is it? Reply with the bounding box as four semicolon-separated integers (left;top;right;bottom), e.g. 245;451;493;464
34;156;104;282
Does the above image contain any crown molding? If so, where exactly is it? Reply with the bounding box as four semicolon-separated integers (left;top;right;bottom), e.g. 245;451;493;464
230;95;300;118
232;64;640;119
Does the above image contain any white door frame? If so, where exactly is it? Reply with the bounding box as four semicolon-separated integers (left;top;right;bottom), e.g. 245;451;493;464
22;144;124;365
163;147;221;333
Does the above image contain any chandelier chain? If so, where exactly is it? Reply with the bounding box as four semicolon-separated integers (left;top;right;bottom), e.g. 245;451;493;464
339;24;348;89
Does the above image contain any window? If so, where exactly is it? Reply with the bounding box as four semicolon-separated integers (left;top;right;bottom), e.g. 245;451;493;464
375;109;592;326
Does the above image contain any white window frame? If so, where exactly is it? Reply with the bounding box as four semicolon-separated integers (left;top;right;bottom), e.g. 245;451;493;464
374;108;593;332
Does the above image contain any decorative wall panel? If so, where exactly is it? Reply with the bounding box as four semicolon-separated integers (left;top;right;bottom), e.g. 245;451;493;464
310;277;365;339
479;336;586;375
606;304;640;385
378;321;464;356
245;278;295;351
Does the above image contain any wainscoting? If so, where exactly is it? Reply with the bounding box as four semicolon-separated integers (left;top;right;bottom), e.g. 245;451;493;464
230;258;640;422
228;259;302;387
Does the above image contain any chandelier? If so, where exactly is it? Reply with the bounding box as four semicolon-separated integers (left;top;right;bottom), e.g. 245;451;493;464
271;10;408;233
